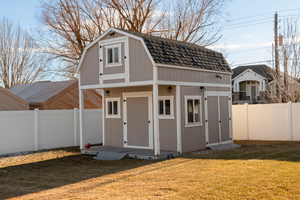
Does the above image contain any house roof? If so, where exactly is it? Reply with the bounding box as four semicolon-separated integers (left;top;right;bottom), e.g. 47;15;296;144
10;80;76;104
0;87;28;106
78;28;231;74
232;64;274;81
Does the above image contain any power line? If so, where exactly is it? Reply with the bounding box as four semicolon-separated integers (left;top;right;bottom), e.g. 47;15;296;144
232;60;273;67
224;13;300;31
226;8;300;24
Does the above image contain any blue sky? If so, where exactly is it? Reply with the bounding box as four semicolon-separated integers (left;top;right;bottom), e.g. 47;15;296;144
1;0;300;69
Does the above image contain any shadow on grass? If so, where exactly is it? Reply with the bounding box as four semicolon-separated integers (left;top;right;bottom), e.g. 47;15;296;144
185;142;300;162
0;154;157;199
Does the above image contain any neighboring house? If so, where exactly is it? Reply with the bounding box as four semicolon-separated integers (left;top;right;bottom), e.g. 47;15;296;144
232;64;274;104
78;28;232;156
0;88;29;110
10;80;102;110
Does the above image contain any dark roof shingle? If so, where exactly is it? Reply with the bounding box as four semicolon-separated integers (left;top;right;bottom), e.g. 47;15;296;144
118;29;231;73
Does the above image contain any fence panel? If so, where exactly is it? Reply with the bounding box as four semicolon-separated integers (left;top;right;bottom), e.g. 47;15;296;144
0;111;35;154
232;104;248;140
0;109;102;155
233;103;300;141
83;109;102;145
39;110;76;150
292;103;300;140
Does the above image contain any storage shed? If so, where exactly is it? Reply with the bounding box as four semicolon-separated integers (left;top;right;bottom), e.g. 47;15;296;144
78;28;232;156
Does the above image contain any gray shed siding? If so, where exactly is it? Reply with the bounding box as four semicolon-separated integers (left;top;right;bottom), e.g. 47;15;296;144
80;32;154;87
128;38;153;82
80;43;99;86
104;86;152;148
158;86;177;152
158;67;231;85
103;86;177;152
181;86;206;152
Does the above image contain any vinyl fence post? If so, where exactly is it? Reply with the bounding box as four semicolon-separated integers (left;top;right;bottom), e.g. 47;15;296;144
288;102;294;141
74;108;78;146
34;109;39;151
245;103;249;140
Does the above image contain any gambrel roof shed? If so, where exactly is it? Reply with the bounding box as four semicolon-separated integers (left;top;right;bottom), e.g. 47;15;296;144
78;28;233;158
78;28;231;74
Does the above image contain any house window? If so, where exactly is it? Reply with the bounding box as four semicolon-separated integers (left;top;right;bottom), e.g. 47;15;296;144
184;96;202;127
105;98;120;118
106;44;121;66
158;96;174;119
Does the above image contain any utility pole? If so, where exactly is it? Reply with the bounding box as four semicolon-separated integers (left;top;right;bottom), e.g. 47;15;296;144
274;12;280;99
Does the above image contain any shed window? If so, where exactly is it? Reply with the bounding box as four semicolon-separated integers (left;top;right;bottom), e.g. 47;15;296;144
106;44;121;66
185;96;202;127
158;96;174;119
106;98;120;118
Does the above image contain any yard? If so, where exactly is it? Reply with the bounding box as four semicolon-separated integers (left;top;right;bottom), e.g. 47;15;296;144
1;142;300;200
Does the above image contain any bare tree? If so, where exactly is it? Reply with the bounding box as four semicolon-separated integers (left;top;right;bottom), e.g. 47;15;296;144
40;0;226;78
0;18;48;88
266;19;300;103
159;0;224;45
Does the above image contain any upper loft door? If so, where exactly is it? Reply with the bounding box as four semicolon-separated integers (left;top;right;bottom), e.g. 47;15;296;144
99;37;129;84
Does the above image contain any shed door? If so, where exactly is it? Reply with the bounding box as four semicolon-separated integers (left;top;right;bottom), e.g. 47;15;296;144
219;96;230;142
207;96;220;144
207;93;232;145
123;92;153;149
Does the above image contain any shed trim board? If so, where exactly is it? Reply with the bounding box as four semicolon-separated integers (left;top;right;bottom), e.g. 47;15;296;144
105;97;121;119
80;81;231;90
99;37;129;84
204;90;209;144
158;96;175;119
184;95;203;128
176;85;182;153
122;91;153;149
100;89;105;145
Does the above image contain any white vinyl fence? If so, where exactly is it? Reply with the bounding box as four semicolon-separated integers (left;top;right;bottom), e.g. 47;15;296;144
0;109;102;155
232;102;300;141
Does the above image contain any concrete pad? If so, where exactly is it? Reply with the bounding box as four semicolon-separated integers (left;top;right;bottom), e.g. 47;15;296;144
208;143;241;151
94;151;128;160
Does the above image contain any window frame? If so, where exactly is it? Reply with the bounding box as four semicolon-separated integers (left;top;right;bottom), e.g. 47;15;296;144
105;97;121;118
158;96;174;119
184;96;203;127
105;43;122;67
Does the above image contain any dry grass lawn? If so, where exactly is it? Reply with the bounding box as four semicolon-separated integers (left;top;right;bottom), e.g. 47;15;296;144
1;142;300;200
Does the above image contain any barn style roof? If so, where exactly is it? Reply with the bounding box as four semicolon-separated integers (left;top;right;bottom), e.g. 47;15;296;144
10;80;76;104
119;29;231;73
232;64;274;81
